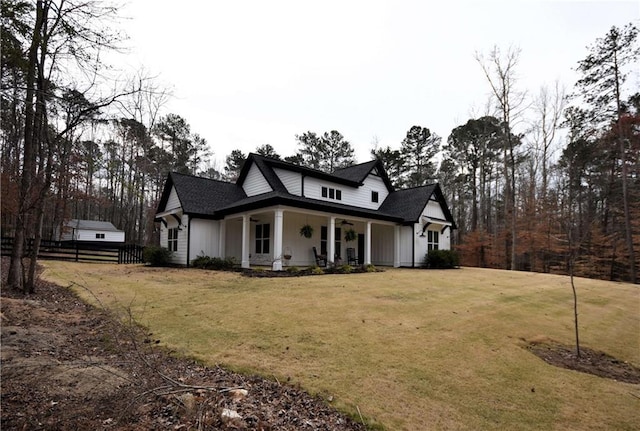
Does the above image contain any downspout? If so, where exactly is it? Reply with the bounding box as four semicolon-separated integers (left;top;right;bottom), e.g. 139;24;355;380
301;175;305;197
186;216;192;267
412;225;416;268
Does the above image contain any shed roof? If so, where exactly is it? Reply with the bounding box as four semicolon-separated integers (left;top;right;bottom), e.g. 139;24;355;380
64;219;123;232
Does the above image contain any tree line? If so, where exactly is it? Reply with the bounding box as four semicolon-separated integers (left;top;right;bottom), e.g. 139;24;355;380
1;1;637;292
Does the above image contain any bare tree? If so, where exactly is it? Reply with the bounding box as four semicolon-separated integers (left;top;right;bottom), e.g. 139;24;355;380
6;0;134;292
475;46;528;270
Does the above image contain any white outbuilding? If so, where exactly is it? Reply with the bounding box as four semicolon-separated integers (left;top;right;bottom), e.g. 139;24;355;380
58;219;125;243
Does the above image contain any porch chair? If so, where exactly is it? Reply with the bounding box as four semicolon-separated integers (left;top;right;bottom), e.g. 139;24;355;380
312;247;327;267
346;247;358;265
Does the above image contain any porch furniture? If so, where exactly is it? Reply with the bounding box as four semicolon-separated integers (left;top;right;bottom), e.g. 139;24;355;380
312;247;327;267
347;247;358;265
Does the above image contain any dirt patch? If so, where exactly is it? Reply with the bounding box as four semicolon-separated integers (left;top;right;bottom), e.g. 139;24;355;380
1;259;366;430
525;338;640;384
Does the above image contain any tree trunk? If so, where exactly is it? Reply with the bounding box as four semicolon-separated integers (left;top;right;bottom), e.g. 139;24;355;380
8;0;46;291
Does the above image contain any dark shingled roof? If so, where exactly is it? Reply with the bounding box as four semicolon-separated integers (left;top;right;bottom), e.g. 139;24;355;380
156;155;455;227
156;172;246;218
65;219;122;232
215;191;403;222
379;183;457;227
331;159;394;191
238;154;362;187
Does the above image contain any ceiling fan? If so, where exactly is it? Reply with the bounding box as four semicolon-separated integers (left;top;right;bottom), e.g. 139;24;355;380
339;219;354;226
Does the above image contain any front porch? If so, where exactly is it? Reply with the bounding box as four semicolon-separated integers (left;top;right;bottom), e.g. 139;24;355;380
221;205;403;270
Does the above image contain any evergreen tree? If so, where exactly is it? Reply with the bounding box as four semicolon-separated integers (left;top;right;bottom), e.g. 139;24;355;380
224;149;246;182
574;23;639;283
400;125;440;187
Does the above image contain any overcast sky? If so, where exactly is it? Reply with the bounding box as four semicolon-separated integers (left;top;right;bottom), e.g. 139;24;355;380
116;1;639;165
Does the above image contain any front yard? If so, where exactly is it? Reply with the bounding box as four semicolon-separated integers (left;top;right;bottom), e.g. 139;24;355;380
42;262;640;430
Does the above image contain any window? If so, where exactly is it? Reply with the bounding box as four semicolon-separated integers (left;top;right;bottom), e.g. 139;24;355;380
427;230;439;251
321;186;342;201
95;233;105;239
255;223;270;254
334;227;341;258
320;226;342;258
168;228;178;252
371;191;379;203
320;226;328;255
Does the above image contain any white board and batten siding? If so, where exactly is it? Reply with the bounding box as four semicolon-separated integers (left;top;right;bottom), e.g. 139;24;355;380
189;219;221;262
161;213;189;265
243;164;273;196
398;225;415;267
371;224;395;266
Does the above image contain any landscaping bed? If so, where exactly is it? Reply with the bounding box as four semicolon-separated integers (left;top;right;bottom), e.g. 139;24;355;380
0;259;366;430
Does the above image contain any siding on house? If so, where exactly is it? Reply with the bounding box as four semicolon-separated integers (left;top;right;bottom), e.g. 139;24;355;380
274;168;302;196
371;224;395;266
243;164;273;196
399;225;415;267
424;200;446;220
60;229;124;242
301;174;389;210
166;187;181;210
76;230;124;242
189;219;220;261
358;174;390;210
161;213;188;265
224;218;243;262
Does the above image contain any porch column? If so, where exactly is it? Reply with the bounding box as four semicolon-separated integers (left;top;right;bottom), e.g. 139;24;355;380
364;221;372;265
393;225;401;267
218;219;226;258
272;208;284;271
328;216;336;265
241;214;250;269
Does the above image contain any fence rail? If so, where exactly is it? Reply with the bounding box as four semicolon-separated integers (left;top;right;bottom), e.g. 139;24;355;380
1;237;145;264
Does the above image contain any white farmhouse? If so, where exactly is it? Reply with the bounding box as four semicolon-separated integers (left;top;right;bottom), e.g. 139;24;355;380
155;154;456;269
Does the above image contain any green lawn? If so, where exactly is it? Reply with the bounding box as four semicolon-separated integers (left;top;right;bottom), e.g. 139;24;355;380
42;262;640;430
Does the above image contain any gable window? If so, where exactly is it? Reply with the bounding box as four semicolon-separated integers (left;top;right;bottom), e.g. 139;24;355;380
96;233;105;239
371;191;379;203
168;228;178;252
321;186;342;201
255;223;270;254
427;230;439;251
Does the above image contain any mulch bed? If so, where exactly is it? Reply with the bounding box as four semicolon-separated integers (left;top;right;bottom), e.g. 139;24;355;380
1;258;367;430
526;340;640;384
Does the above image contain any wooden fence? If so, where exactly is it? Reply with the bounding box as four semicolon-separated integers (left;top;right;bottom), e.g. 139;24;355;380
1;237;145;264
